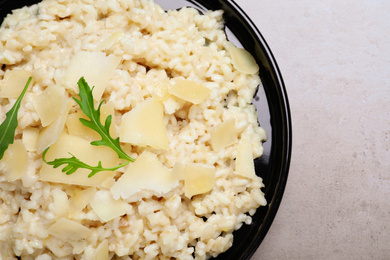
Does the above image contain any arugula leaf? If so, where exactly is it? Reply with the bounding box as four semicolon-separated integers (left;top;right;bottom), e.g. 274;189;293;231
73;77;135;162
43;77;135;177
42;148;130;178
0;77;32;159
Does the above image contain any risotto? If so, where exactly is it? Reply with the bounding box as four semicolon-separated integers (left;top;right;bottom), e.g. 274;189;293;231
0;0;267;259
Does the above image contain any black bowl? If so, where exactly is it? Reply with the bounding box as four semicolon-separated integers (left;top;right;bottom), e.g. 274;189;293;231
0;0;292;259
157;1;291;260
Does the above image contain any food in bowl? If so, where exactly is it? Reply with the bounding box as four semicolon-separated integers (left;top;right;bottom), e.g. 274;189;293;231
0;0;267;259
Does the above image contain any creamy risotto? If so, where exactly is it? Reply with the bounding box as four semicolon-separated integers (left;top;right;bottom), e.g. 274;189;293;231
0;0;267;259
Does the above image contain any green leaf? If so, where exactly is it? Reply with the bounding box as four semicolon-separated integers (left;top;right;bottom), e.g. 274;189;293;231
42;147;130;178
0;77;32;159
42;77;135;178
73;77;135;162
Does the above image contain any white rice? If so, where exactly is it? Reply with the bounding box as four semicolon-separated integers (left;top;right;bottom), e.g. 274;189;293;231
0;0;267;259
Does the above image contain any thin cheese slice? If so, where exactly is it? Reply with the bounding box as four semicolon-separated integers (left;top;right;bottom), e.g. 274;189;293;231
228;44;259;74
96;240;109;260
0;69;32;98
66;101;116;142
119;98;169;150
152;79;171;101
69;187;96;218
172;162;185;180
91;190;128;222
97;31;124;50
62;51;121;100
51;189;70;219
66;110;100;142
48;218;92;241
0;140;28;181
39;133;118;187
33;85;67;127
169;79;211;104
184;163;215;198
211;118;238;152
235;135;257;179
22;127;39;152
111;151;178;200
36;101;71;154
152;79;186;114
100;177;115;189
100;101;117;138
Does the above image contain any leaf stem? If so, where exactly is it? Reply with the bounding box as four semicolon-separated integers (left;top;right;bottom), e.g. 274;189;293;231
42;147;131;177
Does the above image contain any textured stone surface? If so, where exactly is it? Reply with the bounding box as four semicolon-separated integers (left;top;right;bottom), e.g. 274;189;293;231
235;0;390;259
